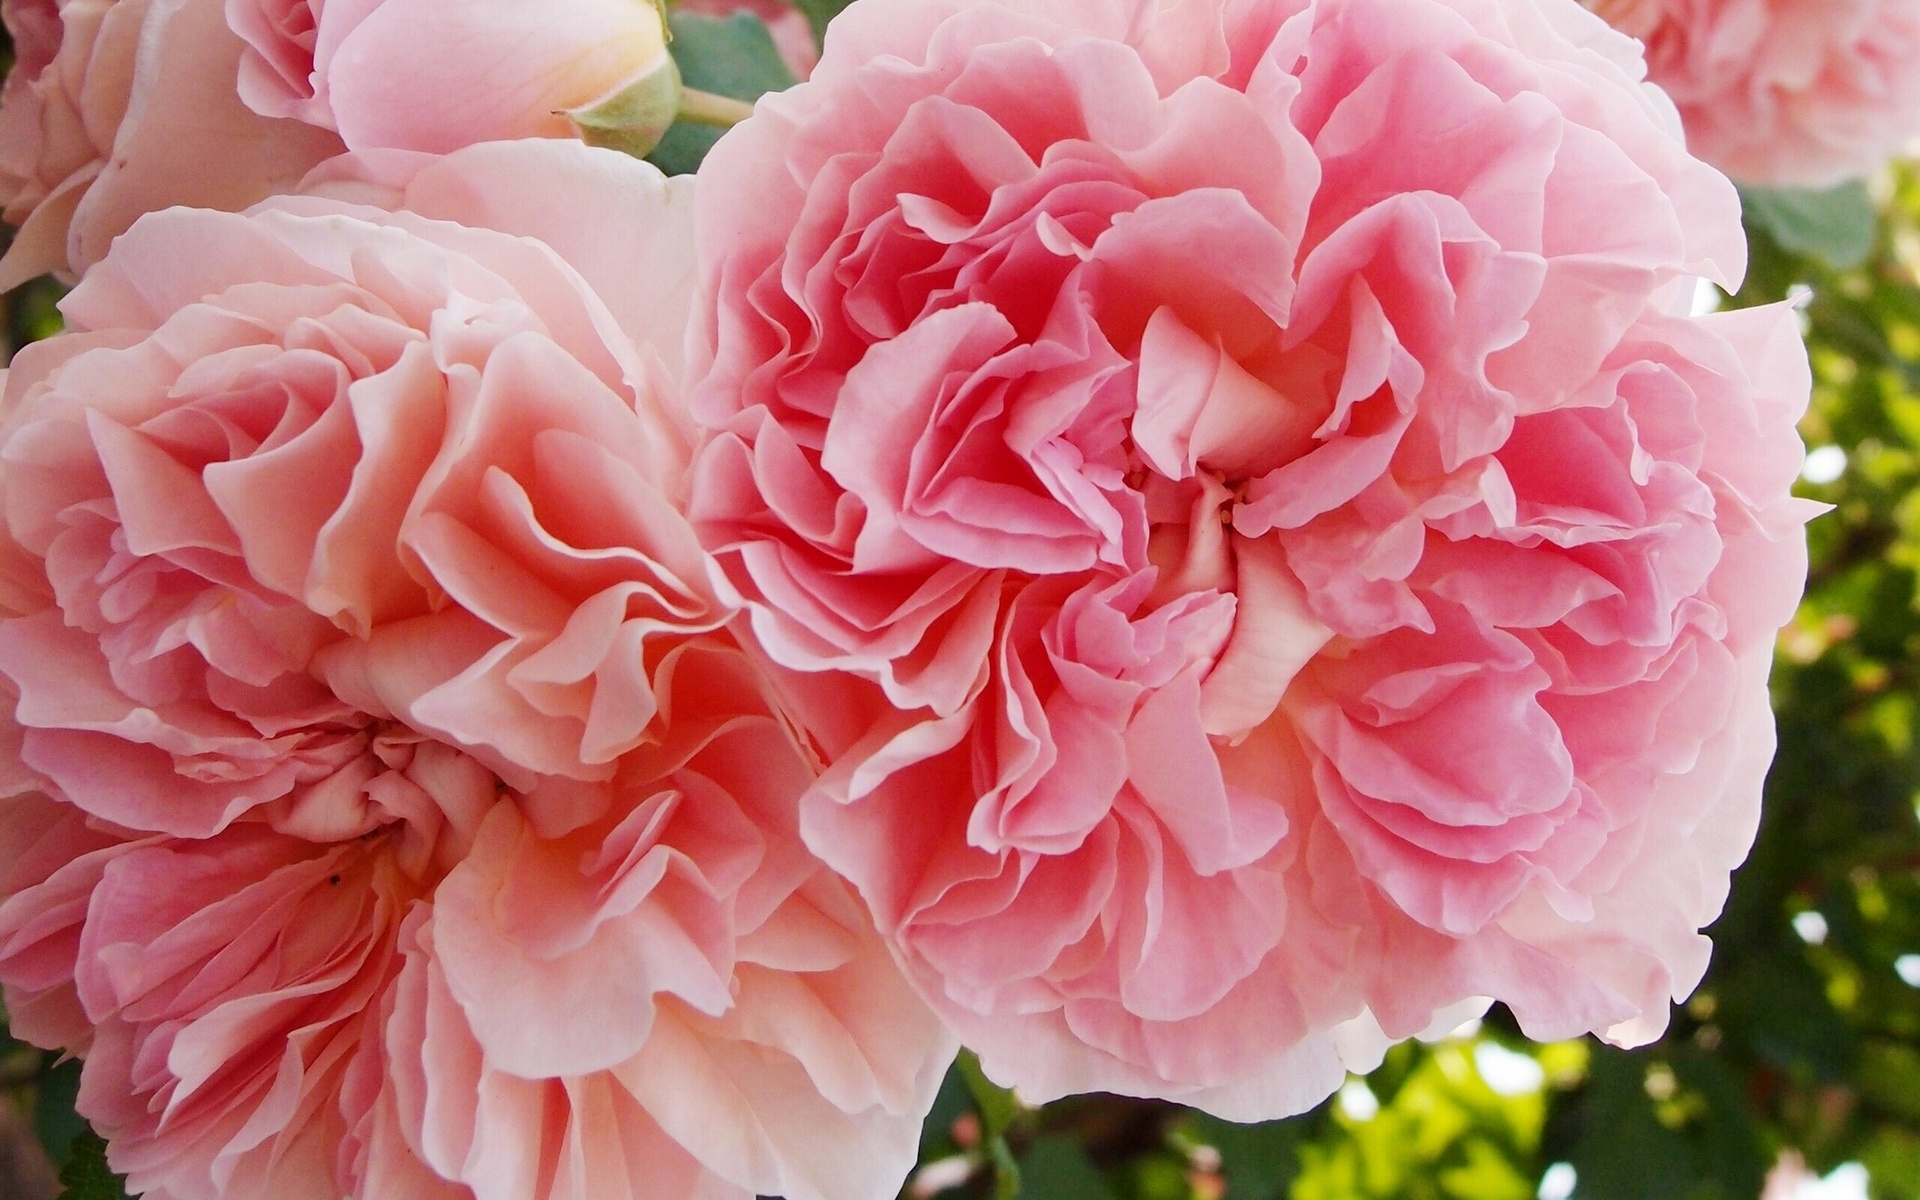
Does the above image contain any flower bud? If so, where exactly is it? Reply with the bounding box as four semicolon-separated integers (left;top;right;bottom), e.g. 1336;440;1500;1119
568;44;682;159
228;0;678;155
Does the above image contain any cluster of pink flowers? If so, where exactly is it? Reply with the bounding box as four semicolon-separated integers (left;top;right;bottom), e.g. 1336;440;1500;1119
1583;0;1920;186
0;0;1817;1195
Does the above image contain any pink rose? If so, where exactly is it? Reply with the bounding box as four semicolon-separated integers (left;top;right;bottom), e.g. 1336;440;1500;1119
1599;0;1920;186
690;0;1815;1116
0;138;949;1200
0;0;342;289
225;0;675;153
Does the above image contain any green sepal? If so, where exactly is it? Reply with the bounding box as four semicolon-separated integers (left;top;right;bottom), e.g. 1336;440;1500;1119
569;53;684;160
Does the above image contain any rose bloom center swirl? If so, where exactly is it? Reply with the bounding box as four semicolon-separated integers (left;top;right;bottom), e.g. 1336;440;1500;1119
689;0;1815;1116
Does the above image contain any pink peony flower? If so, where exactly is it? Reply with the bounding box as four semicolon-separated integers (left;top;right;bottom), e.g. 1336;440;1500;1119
689;0;1817;1117
0;0;343;290
225;0;676;154
1598;0;1920;186
0;138;950;1200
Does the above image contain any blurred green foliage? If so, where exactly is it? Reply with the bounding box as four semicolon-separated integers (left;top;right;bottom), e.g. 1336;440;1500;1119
53;1131;126;1200
2;45;1919;1200
646;8;797;177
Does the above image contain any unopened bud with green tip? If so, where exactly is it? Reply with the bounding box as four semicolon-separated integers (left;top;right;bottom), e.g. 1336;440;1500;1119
569;50;684;158
566;0;758;159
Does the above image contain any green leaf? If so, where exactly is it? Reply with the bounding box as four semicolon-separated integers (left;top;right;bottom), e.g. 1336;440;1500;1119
1437;1137;1534;1200
1555;1048;1766;1200
1186;1113;1301;1200
55;1130;126;1200
989;1135;1022;1200
1862;1128;1920;1200
6;276;66;348
956;1049;1023;1141
1125;1152;1199;1200
786;0;851;46
1017;1136;1115;1200
646;11;796;176
1721;949;1856;1083
1857;1039;1920;1121
34;1058;84;1168
1742;182;1878;270
918;1061;974;1158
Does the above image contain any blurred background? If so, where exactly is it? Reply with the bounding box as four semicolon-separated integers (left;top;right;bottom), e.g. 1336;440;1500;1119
4;36;1920;1200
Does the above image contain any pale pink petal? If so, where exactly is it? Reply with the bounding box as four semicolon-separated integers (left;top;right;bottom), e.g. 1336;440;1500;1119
324;0;667;153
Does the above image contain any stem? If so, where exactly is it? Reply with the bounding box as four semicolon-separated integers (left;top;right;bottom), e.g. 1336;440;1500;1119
677;88;755;128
